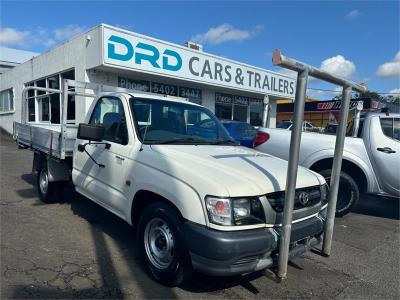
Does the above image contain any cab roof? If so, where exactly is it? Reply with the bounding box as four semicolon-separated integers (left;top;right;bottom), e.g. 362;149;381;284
126;92;202;107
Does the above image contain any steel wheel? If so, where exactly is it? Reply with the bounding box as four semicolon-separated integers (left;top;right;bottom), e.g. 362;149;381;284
39;168;49;195
144;218;175;269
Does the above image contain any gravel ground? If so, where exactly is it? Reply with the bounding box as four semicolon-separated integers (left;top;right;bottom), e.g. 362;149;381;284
1;130;399;299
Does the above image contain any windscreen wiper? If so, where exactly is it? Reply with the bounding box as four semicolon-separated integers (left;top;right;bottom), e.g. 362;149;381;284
156;137;208;144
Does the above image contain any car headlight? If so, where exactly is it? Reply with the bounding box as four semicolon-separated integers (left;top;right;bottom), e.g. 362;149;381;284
321;183;329;205
205;196;265;226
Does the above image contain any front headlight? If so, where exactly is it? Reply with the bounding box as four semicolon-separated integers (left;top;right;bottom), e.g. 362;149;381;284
321;183;329;205
205;196;265;226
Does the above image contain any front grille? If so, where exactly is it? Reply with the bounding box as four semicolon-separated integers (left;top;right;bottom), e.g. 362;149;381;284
266;186;321;212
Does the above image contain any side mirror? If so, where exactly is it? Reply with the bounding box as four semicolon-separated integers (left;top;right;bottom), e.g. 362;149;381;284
77;123;104;141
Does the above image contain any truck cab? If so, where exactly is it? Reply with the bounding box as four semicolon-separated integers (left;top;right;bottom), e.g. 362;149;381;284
14;81;328;286
70;92;328;284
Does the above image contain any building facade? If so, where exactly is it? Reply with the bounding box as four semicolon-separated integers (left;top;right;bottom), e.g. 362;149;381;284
0;24;296;133
0;47;38;117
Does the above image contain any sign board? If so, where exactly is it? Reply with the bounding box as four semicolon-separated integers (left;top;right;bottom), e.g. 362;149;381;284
178;86;202;103
118;77;150;92
215;93;233;105
151;82;177;96
118;76;203;103
103;25;296;98
277;98;377;113
234;95;249;106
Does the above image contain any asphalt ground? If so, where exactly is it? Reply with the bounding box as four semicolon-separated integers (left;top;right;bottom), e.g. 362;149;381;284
1;129;399;299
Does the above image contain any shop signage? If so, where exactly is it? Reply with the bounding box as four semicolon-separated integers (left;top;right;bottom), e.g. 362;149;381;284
178;86;202;103
118;77;150;92
234;95;249;106
249;98;263;106
277;98;377;113
103;26;296;98
118;76;203;103
215;93;233;105
151;82;177;96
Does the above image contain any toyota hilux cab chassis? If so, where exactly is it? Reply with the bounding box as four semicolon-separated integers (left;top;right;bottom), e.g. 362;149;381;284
14;81;328;286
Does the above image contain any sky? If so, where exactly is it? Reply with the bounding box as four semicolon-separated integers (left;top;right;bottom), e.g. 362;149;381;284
0;0;399;99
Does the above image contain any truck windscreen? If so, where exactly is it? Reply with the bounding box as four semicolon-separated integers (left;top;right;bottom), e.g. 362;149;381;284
130;98;235;145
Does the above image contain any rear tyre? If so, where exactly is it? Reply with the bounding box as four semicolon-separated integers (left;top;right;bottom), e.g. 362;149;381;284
319;169;359;217
137;202;192;286
37;165;60;203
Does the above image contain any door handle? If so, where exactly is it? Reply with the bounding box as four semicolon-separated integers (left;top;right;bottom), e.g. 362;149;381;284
377;147;396;154
115;155;125;161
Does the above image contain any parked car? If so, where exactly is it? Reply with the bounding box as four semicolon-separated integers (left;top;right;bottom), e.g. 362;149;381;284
221;120;257;148
14;81;329;286
255;111;400;216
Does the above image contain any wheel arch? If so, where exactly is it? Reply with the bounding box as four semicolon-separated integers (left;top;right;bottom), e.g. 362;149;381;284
309;157;368;193
130;190;185;227
33;152;69;182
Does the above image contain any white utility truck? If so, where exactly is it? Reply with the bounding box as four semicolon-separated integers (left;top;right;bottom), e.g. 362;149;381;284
14;80;328;285
256;110;400;216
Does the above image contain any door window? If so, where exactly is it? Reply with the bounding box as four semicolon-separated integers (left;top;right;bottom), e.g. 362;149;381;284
89;97;128;145
380;118;394;139
393;118;400;141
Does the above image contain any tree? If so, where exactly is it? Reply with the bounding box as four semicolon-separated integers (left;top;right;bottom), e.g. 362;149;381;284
332;89;381;101
354;90;380;100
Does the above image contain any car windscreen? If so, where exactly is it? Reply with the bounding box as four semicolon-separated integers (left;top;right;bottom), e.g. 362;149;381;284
130;98;234;145
277;121;292;129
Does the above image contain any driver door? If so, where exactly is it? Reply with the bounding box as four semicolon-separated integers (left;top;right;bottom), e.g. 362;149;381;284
73;96;133;215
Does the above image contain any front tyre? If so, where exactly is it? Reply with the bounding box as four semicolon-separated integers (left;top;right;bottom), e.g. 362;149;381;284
37;165;60;203
319;169;359;217
138;202;192;286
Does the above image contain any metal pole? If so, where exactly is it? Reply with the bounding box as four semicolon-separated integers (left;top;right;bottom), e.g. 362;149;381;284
277;69;309;280
60;79;69;159
322;86;352;255
262;95;269;127
352;101;363;137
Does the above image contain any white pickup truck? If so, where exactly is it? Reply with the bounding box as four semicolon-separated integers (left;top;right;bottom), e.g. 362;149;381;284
255;111;400;216
14;81;329;286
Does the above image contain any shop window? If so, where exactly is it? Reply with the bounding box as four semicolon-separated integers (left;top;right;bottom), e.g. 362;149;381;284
0;89;14;113
233;95;248;122
26;82;35;121
36;79;46;96
215;104;232;120
39;96;50;122
233;105;247;121
61;69;75;121
249;98;263;126
215;93;233;120
48;75;60;123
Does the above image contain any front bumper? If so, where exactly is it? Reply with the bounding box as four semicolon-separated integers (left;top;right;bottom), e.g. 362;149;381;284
184;215;324;276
